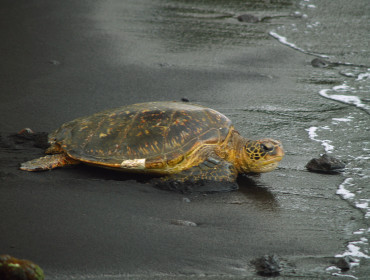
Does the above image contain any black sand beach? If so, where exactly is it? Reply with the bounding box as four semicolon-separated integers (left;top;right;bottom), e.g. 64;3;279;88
1;0;369;279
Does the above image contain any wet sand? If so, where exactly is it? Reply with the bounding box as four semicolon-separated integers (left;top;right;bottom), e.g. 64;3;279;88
0;1;368;279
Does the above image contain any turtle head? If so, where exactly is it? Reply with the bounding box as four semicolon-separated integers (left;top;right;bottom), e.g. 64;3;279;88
240;138;284;173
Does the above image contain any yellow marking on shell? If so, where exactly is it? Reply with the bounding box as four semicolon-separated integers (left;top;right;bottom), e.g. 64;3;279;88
146;159;166;169
167;154;184;166
120;159;146;169
138;146;150;156
171;138;180;147
150;144;159;153
153;141;160;150
99;133;108;138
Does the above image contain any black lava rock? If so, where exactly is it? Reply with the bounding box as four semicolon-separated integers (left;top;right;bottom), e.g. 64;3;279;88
0;254;44;280
306;154;345;174
251;254;281;277
336;256;356;271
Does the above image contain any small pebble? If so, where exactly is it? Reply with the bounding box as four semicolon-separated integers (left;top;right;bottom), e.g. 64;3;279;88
237;14;260;23
182;198;191;203
311;58;330;68
181;97;190;102
170;219;197;227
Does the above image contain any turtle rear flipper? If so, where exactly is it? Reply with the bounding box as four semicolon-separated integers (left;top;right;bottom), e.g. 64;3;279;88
20;154;80;171
153;157;238;193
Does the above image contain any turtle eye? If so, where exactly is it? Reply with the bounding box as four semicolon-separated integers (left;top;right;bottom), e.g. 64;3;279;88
261;143;274;152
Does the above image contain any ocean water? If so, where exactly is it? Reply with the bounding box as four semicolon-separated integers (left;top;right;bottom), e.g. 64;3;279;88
270;0;370;275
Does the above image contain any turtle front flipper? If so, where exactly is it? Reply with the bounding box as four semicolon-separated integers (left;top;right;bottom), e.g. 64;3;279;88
153;157;238;193
20;154;80;171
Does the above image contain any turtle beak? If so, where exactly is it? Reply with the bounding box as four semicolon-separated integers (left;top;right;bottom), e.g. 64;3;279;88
274;143;284;159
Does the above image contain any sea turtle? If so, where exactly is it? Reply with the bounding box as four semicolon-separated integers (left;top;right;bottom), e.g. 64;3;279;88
20;101;284;192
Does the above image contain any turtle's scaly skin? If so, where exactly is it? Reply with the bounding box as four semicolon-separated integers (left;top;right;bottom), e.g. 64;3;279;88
20;101;284;185
20;153;80;171
0;255;44;280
